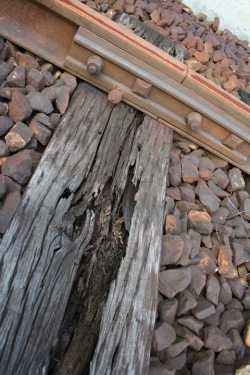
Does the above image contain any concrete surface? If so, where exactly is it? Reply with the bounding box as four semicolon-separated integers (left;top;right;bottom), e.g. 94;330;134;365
183;0;250;42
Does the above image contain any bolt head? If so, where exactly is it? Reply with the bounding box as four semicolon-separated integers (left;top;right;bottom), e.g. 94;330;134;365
87;55;104;75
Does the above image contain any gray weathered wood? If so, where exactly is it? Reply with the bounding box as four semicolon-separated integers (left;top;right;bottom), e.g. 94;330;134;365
89;117;173;375
115;12;184;62
0;82;141;375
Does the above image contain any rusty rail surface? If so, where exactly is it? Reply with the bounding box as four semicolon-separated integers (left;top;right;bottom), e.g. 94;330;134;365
0;0;250;172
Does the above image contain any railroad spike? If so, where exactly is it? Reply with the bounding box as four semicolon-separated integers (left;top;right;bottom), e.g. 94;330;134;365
108;88;123;104
87;55;104;75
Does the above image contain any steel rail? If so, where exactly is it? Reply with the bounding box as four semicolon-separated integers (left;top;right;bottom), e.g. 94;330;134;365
0;0;250;172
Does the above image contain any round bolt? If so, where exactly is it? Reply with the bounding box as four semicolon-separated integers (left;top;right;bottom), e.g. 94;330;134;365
186;112;202;131
87;55;104;75
108;89;123;104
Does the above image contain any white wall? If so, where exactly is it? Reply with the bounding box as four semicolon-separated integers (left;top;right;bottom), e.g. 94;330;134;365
183;0;250;42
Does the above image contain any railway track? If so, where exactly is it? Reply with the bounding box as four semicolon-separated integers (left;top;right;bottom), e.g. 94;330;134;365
1;0;250;172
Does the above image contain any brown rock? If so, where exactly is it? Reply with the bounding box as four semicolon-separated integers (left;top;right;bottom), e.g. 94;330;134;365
207;180;230;198
0;62;14;85
206;275;220;305
159;268;191;299
164;196;175;216
195;180;220;214
203;302;225;327
174;323;204;351
112;0;125;13
198;169;213;181
26;137;38;150
9;92;32;122
32;113;55;131
188;265;206;298
227;277;244;299
223;79;237;92
158;338;189;361
241;293;250;309
180;186;195;203
161;234;184;265
169;162;182;187
165;215;182;235
49;113;61;127
166;187;181;200
227;329;245;360
158;298;178;326
0;87;27;100
5;175;21;193
210;207;229;224
41;87;56;101
15;51;39;71
5;121;34;152
193;51;210;63
226;298;243;312
0;191;21;233
149;362;175;375
213;168;229;189
1;149;33;185
191;295;216;320
188;228;201;259
192;349;215;375
176;233;191;266
176;289;197;316
26;68;46;91
219;278;232;305
219;309;245;334
197;247;217;275
162;350;187;370
29;119;52;146
152;322;176;352
218;245;234;278
0;174;7;199
231;242;248;265
177;201;200;214
204;326;233;352
43;70;56;87
27;92;53;114
198;157;215;172
182;153;200;167
178;316;203;336
60;72;77;95
240;198;250;221
187;210;213;235
181;159;199;183
184;59;202;72
6;65;25;88
227;168;245;192
0;140;9;157
161;10;174;26
215;350;235;366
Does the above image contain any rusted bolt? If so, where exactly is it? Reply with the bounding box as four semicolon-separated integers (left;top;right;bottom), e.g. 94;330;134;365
87;55;104;75
108;88;123;104
186;112;202;131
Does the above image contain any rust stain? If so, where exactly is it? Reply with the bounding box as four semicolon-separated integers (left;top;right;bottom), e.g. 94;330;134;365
188;72;250;116
59;0;186;75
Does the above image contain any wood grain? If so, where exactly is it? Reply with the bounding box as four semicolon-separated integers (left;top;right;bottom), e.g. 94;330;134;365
0;82;140;375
